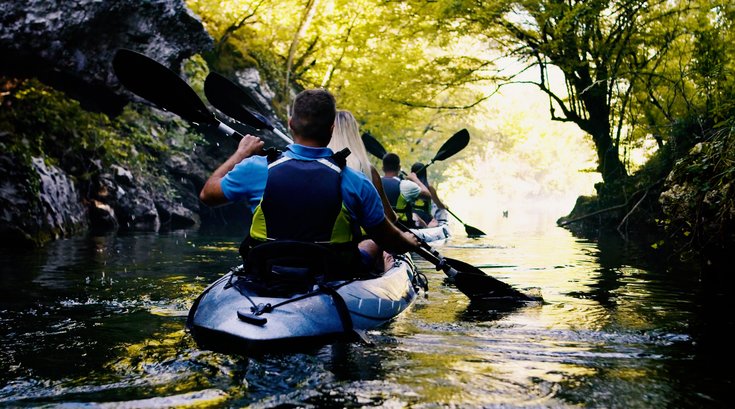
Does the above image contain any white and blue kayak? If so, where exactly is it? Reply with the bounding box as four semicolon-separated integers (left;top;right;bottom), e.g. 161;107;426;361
410;209;451;245
187;254;424;352
410;223;450;245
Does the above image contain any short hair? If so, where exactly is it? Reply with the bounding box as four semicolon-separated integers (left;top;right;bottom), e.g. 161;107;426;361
382;152;400;172
290;89;336;144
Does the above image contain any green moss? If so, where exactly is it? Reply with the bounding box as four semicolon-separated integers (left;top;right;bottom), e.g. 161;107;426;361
204;40;258;74
182;53;210;100
0;77;205;201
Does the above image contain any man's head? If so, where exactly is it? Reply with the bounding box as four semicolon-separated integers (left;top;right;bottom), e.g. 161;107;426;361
289;89;337;146
382;152;401;173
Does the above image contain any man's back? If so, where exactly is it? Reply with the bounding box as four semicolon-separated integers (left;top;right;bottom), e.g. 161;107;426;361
222;144;385;238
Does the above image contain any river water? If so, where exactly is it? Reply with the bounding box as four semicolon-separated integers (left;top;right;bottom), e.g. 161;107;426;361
0;216;731;408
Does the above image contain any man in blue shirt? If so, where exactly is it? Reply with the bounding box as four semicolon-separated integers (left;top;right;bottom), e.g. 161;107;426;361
199;89;417;272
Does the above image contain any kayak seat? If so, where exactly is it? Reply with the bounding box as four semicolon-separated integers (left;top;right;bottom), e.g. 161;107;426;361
239;240;343;296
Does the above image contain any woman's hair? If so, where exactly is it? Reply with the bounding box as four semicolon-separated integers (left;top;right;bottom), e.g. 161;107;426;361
329;110;372;178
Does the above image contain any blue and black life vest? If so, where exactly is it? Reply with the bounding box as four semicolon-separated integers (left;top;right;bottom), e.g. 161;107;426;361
381;176;414;227
382;176;400;206
242;149;362;278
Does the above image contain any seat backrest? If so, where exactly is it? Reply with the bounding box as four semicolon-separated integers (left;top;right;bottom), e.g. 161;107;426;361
243;240;339;284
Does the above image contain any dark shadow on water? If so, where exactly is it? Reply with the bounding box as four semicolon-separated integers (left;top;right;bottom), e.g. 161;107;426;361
458;300;532;323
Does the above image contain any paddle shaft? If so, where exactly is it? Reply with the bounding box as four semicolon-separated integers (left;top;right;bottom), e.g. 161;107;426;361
272;128;292;144
396;221;532;301
445;208;467;224
204;72;292;144
412;160;435;175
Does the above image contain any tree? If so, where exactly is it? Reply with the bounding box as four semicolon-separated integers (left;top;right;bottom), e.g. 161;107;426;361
434;0;699;186
188;0;498;158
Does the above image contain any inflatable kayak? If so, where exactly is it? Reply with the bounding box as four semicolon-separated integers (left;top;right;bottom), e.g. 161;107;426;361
410;209;451;244
187;254;424;352
410;222;450;245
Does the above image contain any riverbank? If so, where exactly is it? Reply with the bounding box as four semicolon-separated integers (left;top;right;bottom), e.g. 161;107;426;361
558;118;735;276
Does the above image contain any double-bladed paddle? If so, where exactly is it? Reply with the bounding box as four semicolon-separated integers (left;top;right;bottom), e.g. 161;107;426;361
112;49;242;142
203;72;292;144
445;209;485;237
361;129;486;237
397;221;537;302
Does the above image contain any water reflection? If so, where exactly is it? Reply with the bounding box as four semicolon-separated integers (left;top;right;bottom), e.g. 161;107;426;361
0;221;729;407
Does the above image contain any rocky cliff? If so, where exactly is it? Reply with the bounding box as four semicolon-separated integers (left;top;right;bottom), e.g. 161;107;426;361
0;0;212;113
0;0;288;246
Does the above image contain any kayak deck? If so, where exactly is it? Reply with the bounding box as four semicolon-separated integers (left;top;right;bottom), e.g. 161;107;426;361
410;224;450;244
409;208;451;244
187;254;422;352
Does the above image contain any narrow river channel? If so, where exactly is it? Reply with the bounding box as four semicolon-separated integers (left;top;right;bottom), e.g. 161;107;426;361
0;214;730;407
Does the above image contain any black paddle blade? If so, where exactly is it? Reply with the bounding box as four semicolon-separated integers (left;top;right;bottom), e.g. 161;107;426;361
204;72;274;131
206;72;266;112
361;132;387;159
112;49;215;126
433;129;469;162
464;224;486;237
445;257;537;302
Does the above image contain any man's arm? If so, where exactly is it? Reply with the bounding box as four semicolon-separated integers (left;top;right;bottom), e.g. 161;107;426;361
199;135;264;206
370;166;399;223
365;219;419;254
405;172;431;199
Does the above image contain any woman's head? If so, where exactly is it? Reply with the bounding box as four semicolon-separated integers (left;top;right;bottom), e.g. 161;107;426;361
329;110;371;178
411;162;429;186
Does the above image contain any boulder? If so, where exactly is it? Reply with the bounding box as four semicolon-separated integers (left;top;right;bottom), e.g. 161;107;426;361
0;0;212;113
91;167;160;232
155;200;199;230
0;155;88;246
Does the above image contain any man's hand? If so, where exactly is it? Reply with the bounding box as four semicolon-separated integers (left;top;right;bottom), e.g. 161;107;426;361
405;172;431;199
405;172;420;183
366;219;420;254
235;134;264;160
401;231;420;248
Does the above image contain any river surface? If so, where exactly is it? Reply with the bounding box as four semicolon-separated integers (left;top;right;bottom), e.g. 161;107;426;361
0;216;731;408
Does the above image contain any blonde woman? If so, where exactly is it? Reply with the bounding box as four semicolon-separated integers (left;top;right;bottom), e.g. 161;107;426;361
329;110;398;223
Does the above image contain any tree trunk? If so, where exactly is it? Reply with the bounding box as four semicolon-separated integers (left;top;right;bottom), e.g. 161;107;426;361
573;71;628;185
285;0;320;98
588;120;627;185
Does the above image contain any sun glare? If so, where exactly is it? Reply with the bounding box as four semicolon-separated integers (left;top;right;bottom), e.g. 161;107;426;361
436;64;600;233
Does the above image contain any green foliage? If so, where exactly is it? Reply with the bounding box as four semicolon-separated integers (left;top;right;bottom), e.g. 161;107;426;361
0;78;124;176
182;54;210;101
0;78;204;199
187;0;497;160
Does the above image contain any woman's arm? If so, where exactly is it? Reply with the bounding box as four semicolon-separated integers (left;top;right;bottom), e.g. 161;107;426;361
405;172;431;199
